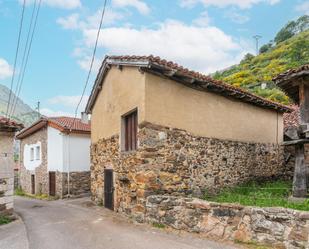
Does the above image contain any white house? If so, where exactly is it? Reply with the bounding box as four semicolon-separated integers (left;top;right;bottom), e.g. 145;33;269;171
16;116;91;198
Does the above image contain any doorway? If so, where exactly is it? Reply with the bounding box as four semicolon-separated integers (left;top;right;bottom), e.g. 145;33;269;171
104;169;114;210
49;172;56;196
31;175;35;194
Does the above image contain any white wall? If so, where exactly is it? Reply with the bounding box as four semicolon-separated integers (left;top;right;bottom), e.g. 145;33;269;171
47;126;63;172
47;126;90;172
63;134;91;172
23;141;42;171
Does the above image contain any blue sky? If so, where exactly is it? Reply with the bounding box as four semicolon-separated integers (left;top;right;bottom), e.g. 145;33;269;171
0;0;308;117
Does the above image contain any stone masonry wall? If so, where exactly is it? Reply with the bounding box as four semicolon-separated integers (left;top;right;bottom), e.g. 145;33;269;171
146;195;309;249
91;122;290;220
20;127;48;195
0;132;15;216
60;171;91;197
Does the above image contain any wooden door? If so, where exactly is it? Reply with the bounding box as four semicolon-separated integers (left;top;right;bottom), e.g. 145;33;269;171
31;175;35;195
104;169;114;210
49;172;56;196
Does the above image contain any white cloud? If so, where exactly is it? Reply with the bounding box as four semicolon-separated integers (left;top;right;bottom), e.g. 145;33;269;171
224;8;250;23
57;9;124;30
180;0;280;9
0;58;13;80
24;0;81;9
48;95;89;110
40;108;74;117
82;20;250;73
295;1;309;15
112;0;150;15
193;11;211;26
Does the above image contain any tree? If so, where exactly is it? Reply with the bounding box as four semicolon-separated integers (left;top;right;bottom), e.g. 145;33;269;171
241;53;254;64
259;42;273;54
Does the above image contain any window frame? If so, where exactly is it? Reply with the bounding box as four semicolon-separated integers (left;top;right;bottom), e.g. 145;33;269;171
30;147;34;161
35;146;40;161
121;109;138;152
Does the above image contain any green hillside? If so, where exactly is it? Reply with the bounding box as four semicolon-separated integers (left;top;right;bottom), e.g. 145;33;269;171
213;15;309;105
0;84;39;127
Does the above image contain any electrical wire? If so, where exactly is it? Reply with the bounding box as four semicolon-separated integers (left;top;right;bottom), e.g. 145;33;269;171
9;0;38;117
10;0;42;119
5;0;26;118
69;0;108;130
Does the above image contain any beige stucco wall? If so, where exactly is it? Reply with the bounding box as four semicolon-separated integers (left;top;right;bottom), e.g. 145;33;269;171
91;66;146;142
144;72;283;143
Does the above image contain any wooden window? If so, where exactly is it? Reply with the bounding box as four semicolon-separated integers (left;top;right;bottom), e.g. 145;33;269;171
123;110;138;151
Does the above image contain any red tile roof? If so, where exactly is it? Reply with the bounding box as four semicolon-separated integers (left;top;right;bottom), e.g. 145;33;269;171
48;116;91;132
16;116;90;139
0;116;23;131
86;55;292;113
273;64;309;82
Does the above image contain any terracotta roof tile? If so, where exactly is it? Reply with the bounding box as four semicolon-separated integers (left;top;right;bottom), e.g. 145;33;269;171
86;55;292;113
16;116;90;139
273;64;309;82
0;116;23;130
48;116;91;132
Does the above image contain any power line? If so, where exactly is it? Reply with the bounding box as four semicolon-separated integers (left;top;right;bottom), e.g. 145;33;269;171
9;0;38;117
10;0;42;119
69;0;108;130
5;0;26;118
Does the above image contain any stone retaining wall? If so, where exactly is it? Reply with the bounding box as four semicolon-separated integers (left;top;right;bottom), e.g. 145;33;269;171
0;132;15;216
60;171;91;197
145;195;309;249
91;122;292;217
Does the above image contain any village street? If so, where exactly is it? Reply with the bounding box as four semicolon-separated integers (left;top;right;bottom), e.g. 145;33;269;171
0;197;240;249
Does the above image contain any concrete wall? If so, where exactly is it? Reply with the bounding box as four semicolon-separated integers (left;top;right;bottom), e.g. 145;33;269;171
47;126;63;172
145;72;283;144
91;66;146;143
62;133;91;172
47;127;90;172
0;132;15;215
23;141;42;171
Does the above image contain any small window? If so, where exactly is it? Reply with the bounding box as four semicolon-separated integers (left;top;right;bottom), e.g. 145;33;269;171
30;148;34;161
123;110;138;151
35;146;40;160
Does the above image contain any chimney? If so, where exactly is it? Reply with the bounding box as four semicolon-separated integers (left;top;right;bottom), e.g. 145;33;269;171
81;112;89;124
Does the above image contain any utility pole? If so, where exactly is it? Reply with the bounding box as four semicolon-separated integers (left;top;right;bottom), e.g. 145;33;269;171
253;35;262;55
36;101;40;119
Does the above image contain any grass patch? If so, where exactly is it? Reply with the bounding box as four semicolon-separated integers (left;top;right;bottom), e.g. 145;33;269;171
234;240;273;249
15;187;56;201
152;222;166;229
0;215;13;225
204;180;309;211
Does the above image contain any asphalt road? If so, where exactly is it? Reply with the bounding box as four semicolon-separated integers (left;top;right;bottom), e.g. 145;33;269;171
11;197;240;249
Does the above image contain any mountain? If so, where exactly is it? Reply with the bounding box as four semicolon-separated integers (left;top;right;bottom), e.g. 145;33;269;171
213;15;309;105
0;84;39;127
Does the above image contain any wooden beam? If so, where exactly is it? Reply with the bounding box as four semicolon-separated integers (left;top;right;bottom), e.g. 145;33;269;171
299;83;309;124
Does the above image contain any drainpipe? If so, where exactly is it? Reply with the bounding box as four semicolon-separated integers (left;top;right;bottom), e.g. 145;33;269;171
67;133;70;198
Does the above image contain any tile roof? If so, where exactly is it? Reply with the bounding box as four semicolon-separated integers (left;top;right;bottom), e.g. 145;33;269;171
273;64;309;103
0;116;24;131
273;64;309;82
283;105;300;129
86;55;292;114
16;116;90;139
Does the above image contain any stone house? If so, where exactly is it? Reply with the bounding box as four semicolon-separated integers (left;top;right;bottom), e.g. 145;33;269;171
16;116;91;198
0;116;23;216
85;55;291;217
